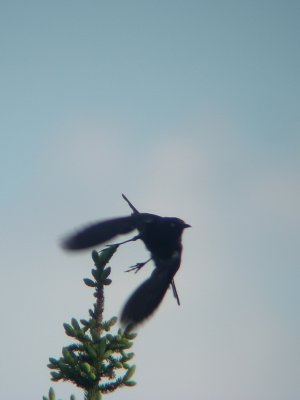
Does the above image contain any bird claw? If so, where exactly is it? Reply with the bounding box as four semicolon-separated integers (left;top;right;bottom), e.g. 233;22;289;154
125;258;151;273
105;243;120;249
125;262;147;273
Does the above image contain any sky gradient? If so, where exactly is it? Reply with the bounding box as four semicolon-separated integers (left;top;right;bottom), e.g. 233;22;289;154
1;1;299;399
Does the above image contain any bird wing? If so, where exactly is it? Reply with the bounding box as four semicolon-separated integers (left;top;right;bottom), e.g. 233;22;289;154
121;252;181;326
62;215;140;250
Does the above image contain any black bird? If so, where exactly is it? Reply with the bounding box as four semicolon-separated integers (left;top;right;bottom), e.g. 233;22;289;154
120;194;181;307
62;195;190;325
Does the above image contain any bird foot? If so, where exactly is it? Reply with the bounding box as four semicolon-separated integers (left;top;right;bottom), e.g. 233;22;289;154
125;259;151;273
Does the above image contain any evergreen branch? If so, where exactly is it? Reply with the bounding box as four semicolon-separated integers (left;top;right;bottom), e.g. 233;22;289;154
45;246;137;400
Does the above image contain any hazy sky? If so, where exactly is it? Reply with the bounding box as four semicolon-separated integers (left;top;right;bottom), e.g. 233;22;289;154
1;1;299;400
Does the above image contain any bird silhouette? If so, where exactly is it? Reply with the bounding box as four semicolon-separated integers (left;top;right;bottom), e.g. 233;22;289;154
62;195;190;326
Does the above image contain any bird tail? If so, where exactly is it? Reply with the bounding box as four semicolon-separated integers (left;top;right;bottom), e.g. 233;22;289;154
122;193;139;214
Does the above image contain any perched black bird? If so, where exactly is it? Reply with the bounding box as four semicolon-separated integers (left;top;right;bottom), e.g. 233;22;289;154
62;195;190;326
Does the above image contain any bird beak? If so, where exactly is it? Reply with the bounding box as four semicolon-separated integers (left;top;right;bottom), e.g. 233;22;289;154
183;223;191;228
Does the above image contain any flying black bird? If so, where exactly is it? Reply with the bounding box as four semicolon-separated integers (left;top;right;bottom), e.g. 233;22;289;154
62;195;190;325
120;194;181;306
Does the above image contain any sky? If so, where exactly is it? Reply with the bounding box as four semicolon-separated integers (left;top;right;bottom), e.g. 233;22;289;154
0;1;299;399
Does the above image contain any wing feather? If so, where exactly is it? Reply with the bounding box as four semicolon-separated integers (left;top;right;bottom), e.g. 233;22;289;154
62;215;139;250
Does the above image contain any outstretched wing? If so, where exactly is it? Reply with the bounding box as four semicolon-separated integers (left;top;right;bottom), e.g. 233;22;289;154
121;251;181;326
62;215;140;250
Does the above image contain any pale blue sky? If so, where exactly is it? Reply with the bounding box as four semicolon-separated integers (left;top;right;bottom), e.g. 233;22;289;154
0;1;299;400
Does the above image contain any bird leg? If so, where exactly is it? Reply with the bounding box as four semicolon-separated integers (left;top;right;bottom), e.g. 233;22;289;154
125;258;152;273
108;234;141;247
